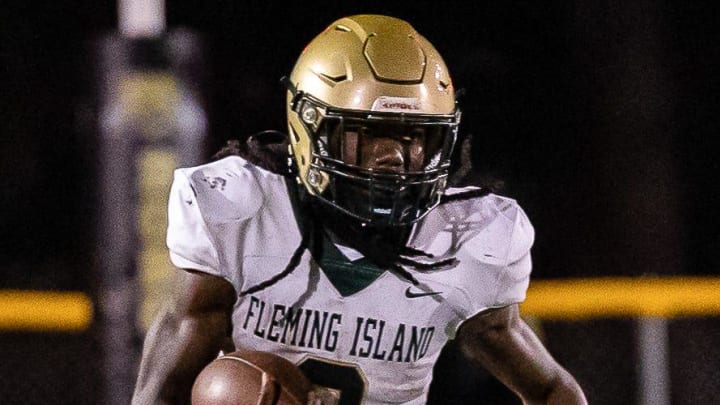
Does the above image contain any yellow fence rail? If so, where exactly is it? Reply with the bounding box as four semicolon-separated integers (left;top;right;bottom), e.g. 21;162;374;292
0;290;93;332
1;277;720;331
521;276;720;319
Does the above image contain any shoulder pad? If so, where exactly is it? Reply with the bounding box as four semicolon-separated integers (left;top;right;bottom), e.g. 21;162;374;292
413;191;534;266
178;156;270;223
488;194;535;264
469;194;534;265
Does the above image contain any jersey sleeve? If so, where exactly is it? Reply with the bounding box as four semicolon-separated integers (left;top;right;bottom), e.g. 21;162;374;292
455;197;535;318
166;168;222;277
491;204;534;307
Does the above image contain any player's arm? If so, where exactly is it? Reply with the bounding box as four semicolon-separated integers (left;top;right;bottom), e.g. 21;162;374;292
456;304;587;405
132;268;236;405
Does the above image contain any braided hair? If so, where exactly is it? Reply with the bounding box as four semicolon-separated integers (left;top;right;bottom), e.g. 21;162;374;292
213;131;498;295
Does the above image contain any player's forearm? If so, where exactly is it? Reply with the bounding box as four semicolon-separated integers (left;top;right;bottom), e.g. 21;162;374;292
132;306;228;405
530;370;587;405
132;306;188;405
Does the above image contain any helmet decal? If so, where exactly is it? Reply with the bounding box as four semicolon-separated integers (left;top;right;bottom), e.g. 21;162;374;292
371;96;421;113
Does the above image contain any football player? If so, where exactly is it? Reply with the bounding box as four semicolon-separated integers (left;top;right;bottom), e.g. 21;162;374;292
132;14;587;404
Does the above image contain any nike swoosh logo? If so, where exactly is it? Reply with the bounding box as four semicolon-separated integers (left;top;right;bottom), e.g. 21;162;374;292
405;286;443;298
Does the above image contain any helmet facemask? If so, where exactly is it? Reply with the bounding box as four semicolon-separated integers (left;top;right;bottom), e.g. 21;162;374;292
285;14;461;226
289;93;460;226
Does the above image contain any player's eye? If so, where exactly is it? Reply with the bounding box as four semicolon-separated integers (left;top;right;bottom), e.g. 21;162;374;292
410;127;425;138
359;126;373;137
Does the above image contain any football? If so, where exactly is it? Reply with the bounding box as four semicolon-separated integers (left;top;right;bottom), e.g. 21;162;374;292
191;350;312;405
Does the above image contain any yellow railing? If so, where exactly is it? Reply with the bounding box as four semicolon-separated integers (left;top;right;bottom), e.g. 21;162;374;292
521;276;720;319
1;277;719;332
0;290;93;332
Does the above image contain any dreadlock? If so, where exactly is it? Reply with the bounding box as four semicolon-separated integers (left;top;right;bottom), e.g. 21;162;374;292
213;130;290;175
318;209;426;286
240;239;308;296
217;130;504;295
240;188;326;296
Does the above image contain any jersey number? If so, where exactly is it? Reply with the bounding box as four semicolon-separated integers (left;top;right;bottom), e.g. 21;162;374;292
299;358;365;405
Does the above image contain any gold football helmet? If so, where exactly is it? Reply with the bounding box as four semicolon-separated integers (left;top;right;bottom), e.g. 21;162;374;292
285;14;461;225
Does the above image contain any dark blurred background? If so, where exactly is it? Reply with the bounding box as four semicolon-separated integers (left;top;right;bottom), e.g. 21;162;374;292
1;0;719;404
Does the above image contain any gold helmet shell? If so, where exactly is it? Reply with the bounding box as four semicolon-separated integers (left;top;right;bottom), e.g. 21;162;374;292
285;14;460;225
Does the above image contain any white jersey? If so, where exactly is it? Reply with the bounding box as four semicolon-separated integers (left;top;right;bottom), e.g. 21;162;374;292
167;155;535;404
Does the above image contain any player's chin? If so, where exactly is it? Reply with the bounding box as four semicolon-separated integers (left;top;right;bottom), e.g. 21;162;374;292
341;178;406;201
335;183;412;223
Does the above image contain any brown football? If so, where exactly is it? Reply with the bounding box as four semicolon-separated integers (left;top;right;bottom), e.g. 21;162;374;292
191;350;312;405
